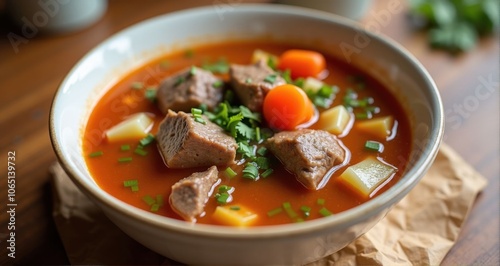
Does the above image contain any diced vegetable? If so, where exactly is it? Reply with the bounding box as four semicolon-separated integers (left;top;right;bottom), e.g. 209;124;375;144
317;105;352;135
278;49;326;78
356;116;394;139
251;49;279;69
302;77;324;92
212;205;258;227
263;84;315;130
338;157;397;198
105;113;153;142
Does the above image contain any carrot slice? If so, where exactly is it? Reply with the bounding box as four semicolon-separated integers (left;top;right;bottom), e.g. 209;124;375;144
278;49;326;78
263;84;314;130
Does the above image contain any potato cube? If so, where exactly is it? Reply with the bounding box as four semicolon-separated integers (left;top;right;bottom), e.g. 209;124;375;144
317;105;352;135
338;157;397;198
212;205;257;227
105;113;153;142
356;116;394;139
303;77;324;92
251;49;278;67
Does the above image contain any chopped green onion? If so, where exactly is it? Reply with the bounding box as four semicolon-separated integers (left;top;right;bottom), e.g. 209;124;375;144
263;73;278;84
317;198;325;205
156;195;164;206
89;151;104;158
150;203;160;212
319;207;332;217
255;127;261;141
194;116;206;124
257;146;267;156
123;179;138;187
355;112;372;120
225;167;237;178
245;78;252;84
261;168;274;178
365;140;383;152
267;207;283;217
215;192;230;204
218;185;233;193
300;206;311;218
145;88;157;102
134;148;148;156
120;145;130;151
242;162;259;180
191;108;203;115
131;185;139;192
118;157;133;163
255;157;270;170
283;202;298;219
139;134;155;146
230;206;241;211
295;218;305;223
131;82;143;90
212;80;224;88
142;195;156;206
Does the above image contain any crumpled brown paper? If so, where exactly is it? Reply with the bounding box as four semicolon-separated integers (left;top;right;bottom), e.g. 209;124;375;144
50;143;487;265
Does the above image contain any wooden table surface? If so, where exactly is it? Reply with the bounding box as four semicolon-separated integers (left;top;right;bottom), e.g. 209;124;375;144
0;0;498;264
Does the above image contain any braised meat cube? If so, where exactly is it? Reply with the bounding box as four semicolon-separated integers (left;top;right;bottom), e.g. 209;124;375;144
170;166;220;222
229;60;285;112
156;110;237;168
157;67;223;113
265;129;346;190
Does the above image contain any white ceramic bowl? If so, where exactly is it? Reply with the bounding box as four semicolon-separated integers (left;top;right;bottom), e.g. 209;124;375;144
50;4;443;265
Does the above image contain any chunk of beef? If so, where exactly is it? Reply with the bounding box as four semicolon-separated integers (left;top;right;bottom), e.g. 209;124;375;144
156;110;237;168
170;166;220;222
265;129;346;190
229;60;286;112
157;67;223;113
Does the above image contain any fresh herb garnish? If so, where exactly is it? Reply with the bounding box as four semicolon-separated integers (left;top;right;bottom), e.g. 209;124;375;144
300;206;311;218
120;145;130;151
242;162;259;180
409;0;499;53
131;82;143;90
305;85;337;108
144;87;157;102
212;80;224;88
267;207;283;217
263;73;278;84
202;58;230;74
89;151;104;158
225;167;237;178
365;140;383;152
123;179;139;192
319;207;332;217
139;134;155;146
118;157;133;163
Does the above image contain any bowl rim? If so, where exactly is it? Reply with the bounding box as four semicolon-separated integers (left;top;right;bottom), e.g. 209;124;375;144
49;3;444;239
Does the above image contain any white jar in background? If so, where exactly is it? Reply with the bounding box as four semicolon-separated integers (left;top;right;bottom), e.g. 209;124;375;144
276;0;372;20
7;0;107;34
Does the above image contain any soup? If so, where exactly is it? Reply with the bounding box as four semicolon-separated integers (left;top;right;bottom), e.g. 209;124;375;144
83;41;411;226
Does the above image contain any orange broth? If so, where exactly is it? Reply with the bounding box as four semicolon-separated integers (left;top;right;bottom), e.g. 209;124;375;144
83;41;412;226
